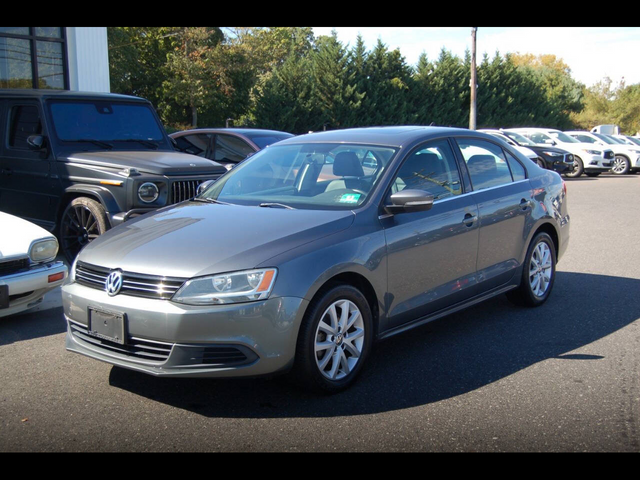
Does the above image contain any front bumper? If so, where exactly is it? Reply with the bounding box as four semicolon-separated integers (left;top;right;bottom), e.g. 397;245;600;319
62;281;308;377
0;261;67;317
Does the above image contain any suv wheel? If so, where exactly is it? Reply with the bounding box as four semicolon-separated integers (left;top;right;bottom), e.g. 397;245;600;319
507;232;556;307
292;284;373;393
60;197;108;262
611;155;630;175
564;156;583;178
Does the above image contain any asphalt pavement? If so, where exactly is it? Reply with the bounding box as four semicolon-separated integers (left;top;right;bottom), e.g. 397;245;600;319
0;173;638;452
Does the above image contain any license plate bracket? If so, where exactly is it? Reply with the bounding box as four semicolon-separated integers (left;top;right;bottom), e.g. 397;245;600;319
88;307;126;345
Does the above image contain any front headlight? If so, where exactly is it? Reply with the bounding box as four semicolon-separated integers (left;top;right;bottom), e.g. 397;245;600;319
29;238;58;263
542;151;563;157
138;182;159;203
172;268;278;305
583;149;601;156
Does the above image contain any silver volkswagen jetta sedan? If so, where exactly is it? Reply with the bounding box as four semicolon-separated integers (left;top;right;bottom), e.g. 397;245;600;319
62;127;570;392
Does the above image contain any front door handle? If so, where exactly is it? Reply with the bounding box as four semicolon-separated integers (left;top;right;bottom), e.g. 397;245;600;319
462;213;478;226
520;199;532;210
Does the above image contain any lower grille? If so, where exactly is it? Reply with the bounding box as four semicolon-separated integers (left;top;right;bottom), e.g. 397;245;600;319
75;262;186;300
202;346;249;365
0;257;30;276
69;320;173;362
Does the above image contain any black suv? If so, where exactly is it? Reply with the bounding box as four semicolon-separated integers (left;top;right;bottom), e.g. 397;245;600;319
0;90;226;261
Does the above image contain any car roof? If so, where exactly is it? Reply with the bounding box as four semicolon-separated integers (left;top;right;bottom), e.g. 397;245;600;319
0;89;148;102
273;126;493;148
173;128;294;137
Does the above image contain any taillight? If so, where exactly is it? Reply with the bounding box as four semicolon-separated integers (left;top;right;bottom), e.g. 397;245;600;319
562;179;567;196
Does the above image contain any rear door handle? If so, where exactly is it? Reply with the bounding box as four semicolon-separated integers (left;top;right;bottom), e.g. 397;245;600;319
462;213;478;226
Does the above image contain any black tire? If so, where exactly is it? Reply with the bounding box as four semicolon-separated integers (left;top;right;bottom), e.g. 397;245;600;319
564;155;584;178
611;155;631;175
585;172;601;177
536;158;546;169
291;284;373;393
507;232;556;308
60;197;109;262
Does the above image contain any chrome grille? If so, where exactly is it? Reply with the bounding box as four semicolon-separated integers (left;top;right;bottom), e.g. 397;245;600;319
69;319;173;362
75;262;186;300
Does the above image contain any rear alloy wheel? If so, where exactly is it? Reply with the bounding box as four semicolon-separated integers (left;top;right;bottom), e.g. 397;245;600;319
60;197;108;262
611;155;631;175
292;284;372;393
507;232;556;307
564;155;583;178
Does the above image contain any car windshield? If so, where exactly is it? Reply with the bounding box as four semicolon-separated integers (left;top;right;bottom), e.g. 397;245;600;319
624;136;640;146
606;136;625;144
200;143;398;210
548;131;579;143
48;100;165;142
245;133;294;149
503;131;536;146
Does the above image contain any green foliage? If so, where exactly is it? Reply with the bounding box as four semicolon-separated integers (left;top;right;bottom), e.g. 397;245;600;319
108;27;625;134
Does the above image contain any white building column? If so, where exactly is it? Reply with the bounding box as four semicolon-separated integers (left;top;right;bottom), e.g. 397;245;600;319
66;27;110;92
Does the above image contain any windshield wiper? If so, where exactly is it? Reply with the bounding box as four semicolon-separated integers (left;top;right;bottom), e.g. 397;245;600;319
115;139;159;149
259;202;296;210
66;139;114;149
193;197;233;205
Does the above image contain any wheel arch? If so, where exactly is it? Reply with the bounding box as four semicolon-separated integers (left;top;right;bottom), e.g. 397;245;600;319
57;185;121;231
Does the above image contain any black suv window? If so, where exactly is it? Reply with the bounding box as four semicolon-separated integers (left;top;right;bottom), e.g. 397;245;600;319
8;105;42;149
48;100;164;142
174;133;211;157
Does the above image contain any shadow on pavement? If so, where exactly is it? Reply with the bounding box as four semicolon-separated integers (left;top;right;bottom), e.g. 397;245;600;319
105;271;640;418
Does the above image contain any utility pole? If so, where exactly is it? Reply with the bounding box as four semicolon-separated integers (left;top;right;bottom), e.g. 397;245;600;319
469;27;477;130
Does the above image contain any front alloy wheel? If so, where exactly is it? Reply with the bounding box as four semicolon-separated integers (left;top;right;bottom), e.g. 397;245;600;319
314;299;365;381
564;156;584;178
292;284;372;393
611;155;630;175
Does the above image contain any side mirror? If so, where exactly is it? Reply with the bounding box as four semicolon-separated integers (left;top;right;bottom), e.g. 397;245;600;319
196;179;216;196
385;189;434;215
27;135;46;151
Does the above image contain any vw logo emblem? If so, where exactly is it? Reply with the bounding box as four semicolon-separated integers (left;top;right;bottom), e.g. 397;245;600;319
105;270;123;296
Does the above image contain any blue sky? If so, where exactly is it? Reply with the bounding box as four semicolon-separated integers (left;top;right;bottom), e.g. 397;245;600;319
312;27;640;89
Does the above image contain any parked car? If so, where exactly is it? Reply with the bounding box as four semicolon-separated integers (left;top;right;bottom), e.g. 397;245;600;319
506;128;614;177
170;128;294;170
62;126;570;393
565;130;640;175
612;134;640;149
0;90;227;262
479;129;574;174
1;211;67;318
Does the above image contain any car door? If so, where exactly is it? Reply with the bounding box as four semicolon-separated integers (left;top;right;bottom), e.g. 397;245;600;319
453;137;533;291
382;138;480;329
0;99;57;229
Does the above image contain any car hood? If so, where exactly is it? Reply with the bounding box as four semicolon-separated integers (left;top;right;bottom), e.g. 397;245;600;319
77;202;355;278
62;151;226;175
0;212;56;260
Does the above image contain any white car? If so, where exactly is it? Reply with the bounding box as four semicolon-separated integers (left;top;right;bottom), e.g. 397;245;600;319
0;212;67;318
506;128;614;178
477;129;539;162
565;130;640;175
